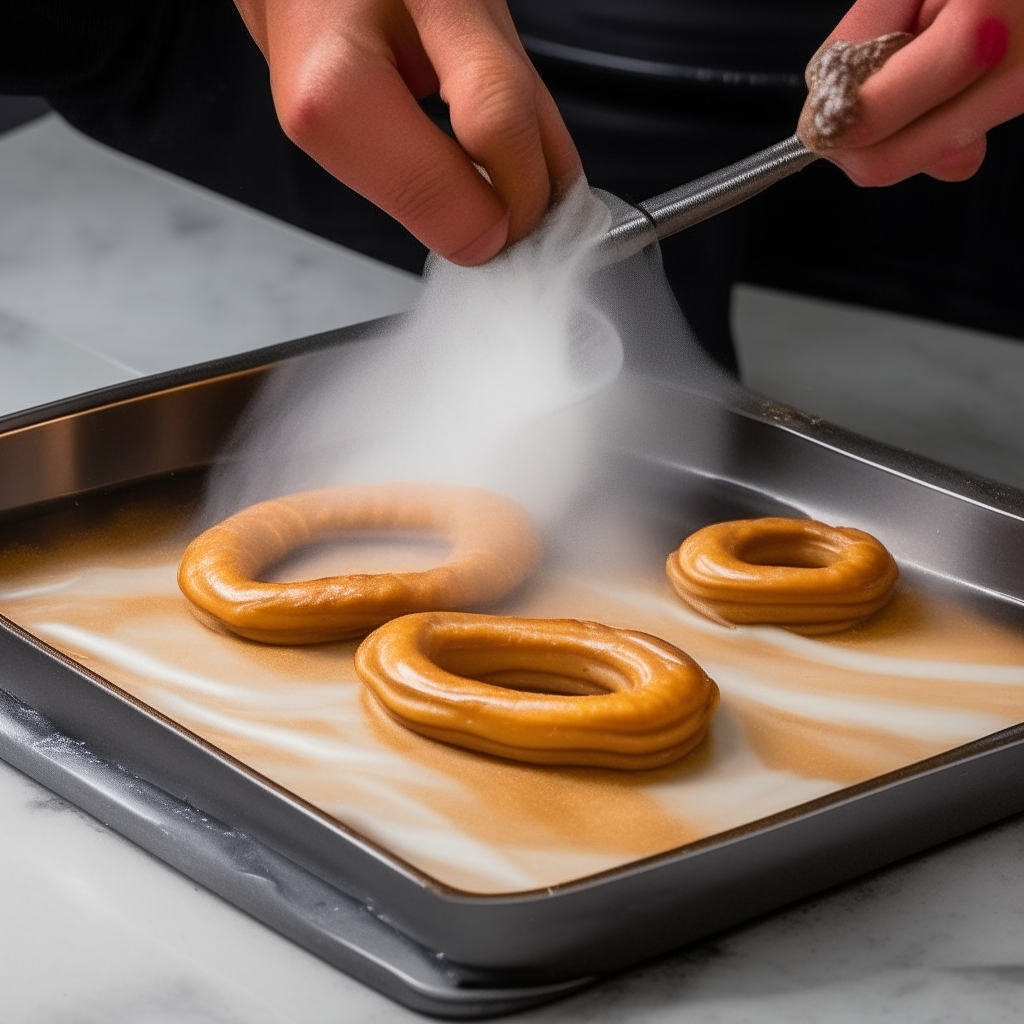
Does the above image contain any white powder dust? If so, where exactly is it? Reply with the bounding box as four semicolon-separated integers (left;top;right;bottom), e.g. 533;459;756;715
798;32;913;150
206;180;623;526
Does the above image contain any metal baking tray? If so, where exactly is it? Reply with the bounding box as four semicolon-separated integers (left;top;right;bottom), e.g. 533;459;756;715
3;315;1024;1018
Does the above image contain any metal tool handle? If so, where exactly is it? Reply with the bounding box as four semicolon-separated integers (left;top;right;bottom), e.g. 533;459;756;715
601;134;820;264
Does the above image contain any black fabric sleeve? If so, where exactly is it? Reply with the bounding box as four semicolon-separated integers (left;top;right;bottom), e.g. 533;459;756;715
0;0;429;274
0;1;163;97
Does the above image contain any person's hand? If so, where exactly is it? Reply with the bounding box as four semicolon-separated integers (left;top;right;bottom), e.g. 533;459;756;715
233;0;581;265
810;0;1023;185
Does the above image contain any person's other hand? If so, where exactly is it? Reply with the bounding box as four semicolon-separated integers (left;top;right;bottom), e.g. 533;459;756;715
233;0;581;265
813;0;1023;185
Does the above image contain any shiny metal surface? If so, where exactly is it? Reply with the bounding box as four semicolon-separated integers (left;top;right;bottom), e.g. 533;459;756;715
0;685;593;1019
641;135;818;238
601;135;819;263
612;377;1024;606
4;323;1024;1014
0;368;267;514
0;312;402;517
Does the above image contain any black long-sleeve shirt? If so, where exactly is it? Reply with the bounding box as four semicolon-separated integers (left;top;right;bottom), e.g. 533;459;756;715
0;0;430;272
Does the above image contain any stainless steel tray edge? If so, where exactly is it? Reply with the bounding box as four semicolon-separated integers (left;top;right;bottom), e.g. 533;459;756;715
3;323;1024;986
0;684;594;1019
5;607;1024;982
607;374;1024;605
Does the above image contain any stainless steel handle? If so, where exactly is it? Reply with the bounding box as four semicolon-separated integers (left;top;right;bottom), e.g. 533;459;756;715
600;135;820;264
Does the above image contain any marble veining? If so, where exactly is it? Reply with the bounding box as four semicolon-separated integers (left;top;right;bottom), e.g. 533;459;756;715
734;284;1024;491
5;751;1024;1022
0;116;420;386
0;304;135;417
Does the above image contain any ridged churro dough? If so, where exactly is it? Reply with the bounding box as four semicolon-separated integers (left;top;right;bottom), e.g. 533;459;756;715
355;611;720;770
178;483;542;644
667;518;898;635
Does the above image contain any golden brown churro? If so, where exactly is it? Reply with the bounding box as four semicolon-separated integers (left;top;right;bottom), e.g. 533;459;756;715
178;483;542;644
667;518;898;634
355;611;719;770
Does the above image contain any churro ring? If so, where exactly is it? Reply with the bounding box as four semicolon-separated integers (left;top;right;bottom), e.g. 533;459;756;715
666;517;898;634
178;483;542;644
355;612;719;770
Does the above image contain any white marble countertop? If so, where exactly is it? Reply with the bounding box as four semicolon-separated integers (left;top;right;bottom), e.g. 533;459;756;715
3;115;1024;1023
0;116;421;415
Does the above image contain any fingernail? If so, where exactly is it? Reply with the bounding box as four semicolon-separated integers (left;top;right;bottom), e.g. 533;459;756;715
446;211;510;266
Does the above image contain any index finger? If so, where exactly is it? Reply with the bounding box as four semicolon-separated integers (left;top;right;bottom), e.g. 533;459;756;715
410;0;581;244
272;46;511;265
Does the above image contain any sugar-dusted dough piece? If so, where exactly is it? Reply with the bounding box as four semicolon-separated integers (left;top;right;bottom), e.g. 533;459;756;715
797;32;914;151
356;611;719;771
667;517;898;635
178;483;541;644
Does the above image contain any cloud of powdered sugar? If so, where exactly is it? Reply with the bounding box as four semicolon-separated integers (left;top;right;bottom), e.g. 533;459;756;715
204;179;625;527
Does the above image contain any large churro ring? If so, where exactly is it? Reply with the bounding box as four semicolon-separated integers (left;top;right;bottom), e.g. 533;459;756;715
355;612;719;770
178;483;542;644
666;517;898;635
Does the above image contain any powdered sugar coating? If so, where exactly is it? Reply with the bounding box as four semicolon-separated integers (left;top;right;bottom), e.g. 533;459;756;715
798;32;913;151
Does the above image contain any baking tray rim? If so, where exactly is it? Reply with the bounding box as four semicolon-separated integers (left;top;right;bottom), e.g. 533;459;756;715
5;320;1024;901
5;318;1024;978
4;473;1024;906
3;313;1024;525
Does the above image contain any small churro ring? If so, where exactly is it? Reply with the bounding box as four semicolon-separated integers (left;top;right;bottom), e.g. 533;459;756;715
178;483;542;644
355;612;719;771
667;517;898;635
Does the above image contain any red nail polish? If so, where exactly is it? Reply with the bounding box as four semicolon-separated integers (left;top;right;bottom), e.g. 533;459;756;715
976;17;1010;68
